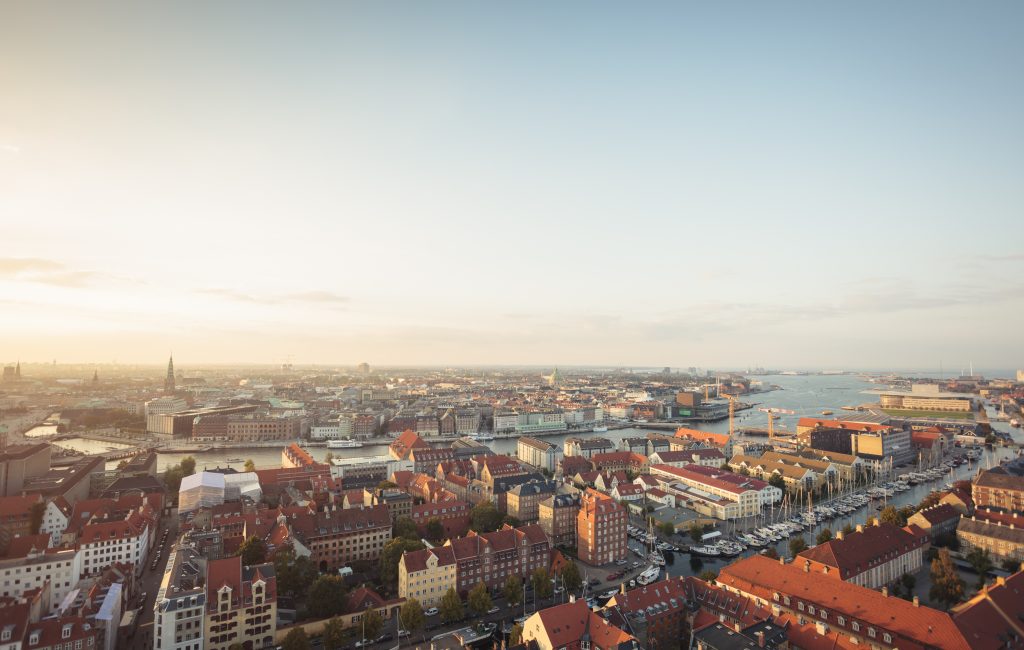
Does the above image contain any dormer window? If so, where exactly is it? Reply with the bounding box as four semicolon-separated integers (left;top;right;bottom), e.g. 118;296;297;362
30;632;40;645
62;624;73;639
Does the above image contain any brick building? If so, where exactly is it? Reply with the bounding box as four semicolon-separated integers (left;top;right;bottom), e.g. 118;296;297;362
577;488;627;565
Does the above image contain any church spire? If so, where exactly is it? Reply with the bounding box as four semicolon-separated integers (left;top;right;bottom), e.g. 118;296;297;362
165;355;176;393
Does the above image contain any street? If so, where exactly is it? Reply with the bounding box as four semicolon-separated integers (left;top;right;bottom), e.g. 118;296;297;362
125;515;179;650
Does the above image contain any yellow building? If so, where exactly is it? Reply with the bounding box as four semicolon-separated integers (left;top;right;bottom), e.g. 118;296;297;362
398;546;457;608
204;556;277;650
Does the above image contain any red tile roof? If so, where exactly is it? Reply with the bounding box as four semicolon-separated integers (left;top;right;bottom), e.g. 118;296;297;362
797;522;929;580
531;599;635;650
952;569;1024;650
718;555;970;650
797;418;891;433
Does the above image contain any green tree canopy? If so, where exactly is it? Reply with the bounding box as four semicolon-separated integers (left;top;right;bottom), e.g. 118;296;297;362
768;474;786;490
509;623;524;646
426;518;446;543
788;536;808;557
966;547;994;589
282;628;310;650
180;456;196;476
929;548;965;606
689;522;704;542
394;516;419;540
244;459;256;472
467;582;493;616
503;575;523;605
532;568;553;599
879;505;907;528
559;561;582;593
308;576;348;619
815;529;832;545
322;617;346;650
238;536;268;566
470;501;504;533
380;538;426;591
658;521;676;536
400;598;426;635
29;501;46;535
762;547;780;560
361;609;384;641
439;587;464;623
274;545;319;597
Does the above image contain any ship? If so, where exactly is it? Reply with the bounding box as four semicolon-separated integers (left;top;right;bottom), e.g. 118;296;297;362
592;425;608;433
327;439;364;449
820;410;833;416
636;566;661;586
470;433;495;442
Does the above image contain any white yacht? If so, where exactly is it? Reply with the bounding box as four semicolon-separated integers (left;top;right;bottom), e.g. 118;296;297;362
327;439;364;449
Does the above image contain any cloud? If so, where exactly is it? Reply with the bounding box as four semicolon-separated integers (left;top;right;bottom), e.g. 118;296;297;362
198;288;350;307
0;143;20;154
0;258;64;275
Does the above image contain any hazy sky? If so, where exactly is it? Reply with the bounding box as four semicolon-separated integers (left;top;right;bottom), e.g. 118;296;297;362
2;2;1023;369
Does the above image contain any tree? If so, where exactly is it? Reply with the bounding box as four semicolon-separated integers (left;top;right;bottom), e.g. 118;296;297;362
468;582;493;615
816;529;832;545
439;587;464;623
559;561;582;593
361;609;384;642
1002;557;1022;573
282;628;310;650
879;506;906;528
324;452;334;464
503;575;523;605
244;459;256;472
929;548;965;606
237;536;268;565
698;570;718;582
380;538;426;590
917;492;942;511
163;465;185;493
503;515;522;528
378;480;398;490
768;474;786;491
180;456;196;476
274;545;319;597
394;516;419;540
509;623;524;646
900;573;917;594
532;568;553;599
471;502;504;533
967;547;994;589
689;522;704;542
841;523;855;536
29;501;46;535
400;598;426;636
658;521;675;536
788;536;808;556
762;547;780;560
426;518;446;542
322;617;346;650
308;576;348;619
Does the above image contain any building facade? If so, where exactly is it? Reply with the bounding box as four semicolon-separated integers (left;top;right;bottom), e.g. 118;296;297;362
577;488;627;565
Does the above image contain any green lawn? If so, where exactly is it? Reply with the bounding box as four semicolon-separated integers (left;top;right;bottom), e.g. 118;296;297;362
880;408;974;420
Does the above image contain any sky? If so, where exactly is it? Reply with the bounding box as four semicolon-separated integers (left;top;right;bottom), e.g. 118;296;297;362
1;2;1023;370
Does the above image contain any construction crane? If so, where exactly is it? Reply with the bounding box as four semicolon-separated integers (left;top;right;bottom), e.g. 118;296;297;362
721;392;737;437
758;407;796;439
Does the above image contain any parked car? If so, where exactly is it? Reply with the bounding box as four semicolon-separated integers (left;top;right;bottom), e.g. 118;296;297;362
425;608;439;617
487;606;500;615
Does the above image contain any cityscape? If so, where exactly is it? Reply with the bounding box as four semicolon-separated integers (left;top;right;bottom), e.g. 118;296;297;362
3;3;1024;650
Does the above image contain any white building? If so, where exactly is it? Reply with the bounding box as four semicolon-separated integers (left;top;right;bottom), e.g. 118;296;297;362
311;417;354;440
154;545;206;650
493;411;519;434
144;396;188;419
78;511;152;577
0;547;82;613
178;472;228;513
40;498;72;547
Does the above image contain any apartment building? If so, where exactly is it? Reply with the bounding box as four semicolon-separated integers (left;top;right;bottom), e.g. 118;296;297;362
650;464;766;517
973;468;1024;516
204;556;277;650
192;415;307;442
717;555;970;650
589;451;648;475
77;508;155;577
155;546;207;650
517;437;558;473
397;546;457;608
538;493;578;547
797;521;929;589
0;545;81;613
957;515;1024;562
577;488;627;565
0;494;42;554
604;577;690;650
493;411;519;434
444;524;551;595
563;437;615;459
286;504;392;571
522;598;635;650
506;481;557;523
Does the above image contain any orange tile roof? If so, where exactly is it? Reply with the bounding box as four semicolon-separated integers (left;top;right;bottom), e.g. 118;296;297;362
718;555;970;650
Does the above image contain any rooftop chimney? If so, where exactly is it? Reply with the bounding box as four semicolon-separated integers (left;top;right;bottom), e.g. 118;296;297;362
756;631;766;647
835;530;844;540
803;560;811;573
881;586;888;597
856;524;864;533
913;595;920;607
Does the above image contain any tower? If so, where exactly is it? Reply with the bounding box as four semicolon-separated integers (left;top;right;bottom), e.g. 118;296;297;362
15;361;20;379
165;355;176;393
